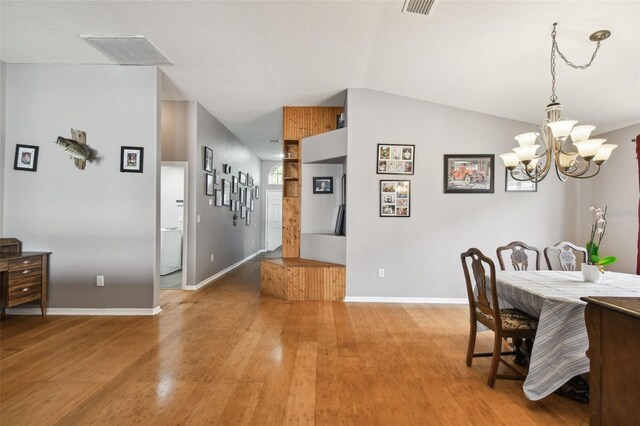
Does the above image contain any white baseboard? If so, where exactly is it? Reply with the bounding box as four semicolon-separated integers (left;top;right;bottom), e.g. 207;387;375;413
6;306;162;316
184;249;266;291
343;297;468;304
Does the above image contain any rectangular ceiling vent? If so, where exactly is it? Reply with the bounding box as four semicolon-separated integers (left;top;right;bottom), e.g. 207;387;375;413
402;0;435;16
80;35;172;65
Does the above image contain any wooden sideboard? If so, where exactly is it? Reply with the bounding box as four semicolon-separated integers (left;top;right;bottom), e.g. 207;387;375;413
0;239;50;317
582;296;640;426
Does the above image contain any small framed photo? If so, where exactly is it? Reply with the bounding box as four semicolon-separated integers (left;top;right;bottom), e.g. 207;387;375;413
234;199;240;212
444;154;494;194
230;199;237;211
244;187;251;205
120;146;144;173
241;206;247;218
205;173;214;196
222;179;231;206
250;199;255;211
505;164;537;192
232;175;238;193
223;163;231;174
239;187;245;205
239;171;247;186
380;180;410;217
377;144;414;175
246;211;251;226
214;169;221;185
248;176;254;187
313;177;333;194
254;186;260;199
214;189;222;206
204;146;213;172
13;144;39;172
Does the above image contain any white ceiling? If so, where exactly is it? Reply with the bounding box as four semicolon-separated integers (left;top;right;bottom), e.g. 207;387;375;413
1;1;638;160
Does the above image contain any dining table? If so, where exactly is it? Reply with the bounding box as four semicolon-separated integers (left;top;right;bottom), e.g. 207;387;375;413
492;270;640;401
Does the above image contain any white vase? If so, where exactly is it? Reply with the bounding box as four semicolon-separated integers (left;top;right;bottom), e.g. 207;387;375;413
581;263;602;283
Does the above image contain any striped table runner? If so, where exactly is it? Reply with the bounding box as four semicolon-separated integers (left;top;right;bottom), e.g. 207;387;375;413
493;270;640;400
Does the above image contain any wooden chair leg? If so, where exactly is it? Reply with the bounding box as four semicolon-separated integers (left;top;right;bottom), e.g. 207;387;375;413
466;320;477;366
487;332;502;388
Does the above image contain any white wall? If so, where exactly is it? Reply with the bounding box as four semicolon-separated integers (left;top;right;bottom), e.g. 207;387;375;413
3;64;159;309
587;123;640;273
160;165;184;229
346;88;585;298
0;60;6;236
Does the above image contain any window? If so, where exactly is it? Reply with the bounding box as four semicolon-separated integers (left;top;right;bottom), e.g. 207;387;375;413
268;165;283;185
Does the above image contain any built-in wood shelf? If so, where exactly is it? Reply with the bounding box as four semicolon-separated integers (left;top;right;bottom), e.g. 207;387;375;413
283;158;299;162
283;177;299;180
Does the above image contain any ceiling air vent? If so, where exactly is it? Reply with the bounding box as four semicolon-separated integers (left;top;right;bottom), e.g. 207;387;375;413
80;35;172;65
269;139;282;144
402;0;436;16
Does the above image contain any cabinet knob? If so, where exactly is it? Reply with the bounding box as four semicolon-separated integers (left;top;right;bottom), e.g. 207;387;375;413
23;270;30;274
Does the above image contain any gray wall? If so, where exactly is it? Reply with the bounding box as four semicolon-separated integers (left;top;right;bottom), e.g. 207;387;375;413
345;88;582;298
586;123;640;273
0;61;5;236
3;64;160;308
260;160;282;250
301;163;343;234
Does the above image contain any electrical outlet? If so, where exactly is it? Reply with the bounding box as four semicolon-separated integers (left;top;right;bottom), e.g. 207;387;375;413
378;268;385;278
211;254;214;262
96;275;105;287
197;215;201;223
208;199;213;206
252;239;255;245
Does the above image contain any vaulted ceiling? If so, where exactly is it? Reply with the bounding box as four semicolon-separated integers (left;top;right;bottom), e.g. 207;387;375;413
2;1;638;159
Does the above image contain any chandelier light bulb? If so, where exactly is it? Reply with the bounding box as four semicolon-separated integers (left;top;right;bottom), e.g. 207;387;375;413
513;145;540;164
573;139;606;160
569;125;596;143
548;120;578;139
558;152;579;168
514;132;539;147
593;144;618;164
499;152;520;169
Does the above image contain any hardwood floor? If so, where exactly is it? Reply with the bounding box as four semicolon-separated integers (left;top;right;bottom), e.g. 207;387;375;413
0;256;588;425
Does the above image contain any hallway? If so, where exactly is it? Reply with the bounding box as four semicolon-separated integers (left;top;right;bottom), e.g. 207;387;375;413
0;255;587;425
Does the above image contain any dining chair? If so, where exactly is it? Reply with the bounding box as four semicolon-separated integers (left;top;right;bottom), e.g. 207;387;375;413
544;241;587;271
461;248;538;387
496;241;541;271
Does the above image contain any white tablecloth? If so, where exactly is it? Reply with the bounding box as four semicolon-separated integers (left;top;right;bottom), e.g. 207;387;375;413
493;270;640;401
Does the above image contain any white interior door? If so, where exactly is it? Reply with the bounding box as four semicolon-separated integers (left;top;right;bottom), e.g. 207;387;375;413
266;190;283;251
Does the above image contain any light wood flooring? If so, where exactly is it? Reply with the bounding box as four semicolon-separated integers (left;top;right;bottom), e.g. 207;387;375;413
0;255;588;425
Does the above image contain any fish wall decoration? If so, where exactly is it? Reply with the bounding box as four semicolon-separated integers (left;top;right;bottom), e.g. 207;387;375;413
55;129;95;170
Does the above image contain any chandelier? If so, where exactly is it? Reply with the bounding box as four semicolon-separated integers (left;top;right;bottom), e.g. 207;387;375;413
500;23;616;182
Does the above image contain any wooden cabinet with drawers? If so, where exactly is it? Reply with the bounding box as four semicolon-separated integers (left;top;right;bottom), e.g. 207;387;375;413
0;252;50;317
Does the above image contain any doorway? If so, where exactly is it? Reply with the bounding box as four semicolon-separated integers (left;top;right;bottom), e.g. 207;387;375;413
160;162;188;289
266;190;283;251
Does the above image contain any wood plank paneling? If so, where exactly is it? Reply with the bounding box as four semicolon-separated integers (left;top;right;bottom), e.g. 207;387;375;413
282;197;300;258
283;106;344;141
260;259;345;301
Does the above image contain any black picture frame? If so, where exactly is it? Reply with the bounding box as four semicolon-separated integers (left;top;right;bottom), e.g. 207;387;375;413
254;186;260;199
239;171;247;185
241;206;247;218
13;144;39;172
505;164;538;192
313;177;333;194
335;205;345;236
222;179;231;206
223;163;231;174
214;189;222;206
214;169;221;185
204;146;213;172
380;180;411;217
443;154;495;194
120;146;144;173
205;173;214;196
246;211;251;226
232;176;238;193
377;144;415;175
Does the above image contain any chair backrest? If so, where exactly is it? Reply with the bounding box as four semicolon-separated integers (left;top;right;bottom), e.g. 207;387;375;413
544;241;587;271
496;241;541;271
0;238;22;254
461;248;500;320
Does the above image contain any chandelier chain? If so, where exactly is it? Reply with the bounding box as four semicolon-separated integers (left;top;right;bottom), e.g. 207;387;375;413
550;23;602;103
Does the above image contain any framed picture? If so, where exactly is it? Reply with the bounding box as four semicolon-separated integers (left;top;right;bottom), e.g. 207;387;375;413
205;173;214;196
222;179;231;206
335;204;345;236
214;189;222;206
313;177;333;194
223;163;231;174
505;164;537;192
377;144;414;175
234;199;240;212
254;186;260;199
239;187;245;205
239;171;247;186
246;211;251;226
13;144;39;172
248;176;254;187
230;199;237;211
241;206;247;218
444;154;494;194
214;169;221;185
244;187;251;205
120;146;144;173
380;180;411;217
232;176;238;193
204;146;213;172
250;199;255;211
